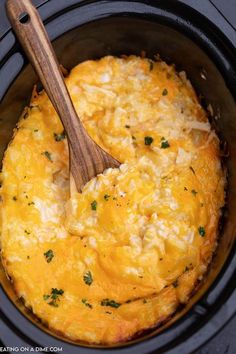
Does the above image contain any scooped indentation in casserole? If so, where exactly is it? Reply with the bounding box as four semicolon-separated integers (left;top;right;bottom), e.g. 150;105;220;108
0;56;225;344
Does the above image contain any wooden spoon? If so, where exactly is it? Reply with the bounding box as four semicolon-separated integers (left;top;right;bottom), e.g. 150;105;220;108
6;0;120;192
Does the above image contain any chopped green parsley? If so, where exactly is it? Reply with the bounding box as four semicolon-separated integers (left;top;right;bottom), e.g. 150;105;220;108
160;137;170;149
82;298;93;309
42;151;52;162
54;131;66;142
91;200;97;211
83;271;93;286
144;136;153;146
51;288;64;298
43;288;64;307
191;189;197;196
44;249;54;263
198;226;206;237
101;299;121;308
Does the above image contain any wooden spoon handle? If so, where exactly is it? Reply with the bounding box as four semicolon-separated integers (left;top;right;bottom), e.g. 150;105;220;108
6;0;120;191
6;0;81;138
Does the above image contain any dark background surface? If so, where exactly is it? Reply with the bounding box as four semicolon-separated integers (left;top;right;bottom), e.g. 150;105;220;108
194;316;236;354
210;0;236;31
0;0;236;353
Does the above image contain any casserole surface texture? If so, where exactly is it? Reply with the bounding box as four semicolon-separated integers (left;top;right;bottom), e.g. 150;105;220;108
0;56;225;344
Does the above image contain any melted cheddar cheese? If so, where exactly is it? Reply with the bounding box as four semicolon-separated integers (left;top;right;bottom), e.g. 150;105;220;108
0;56;225;344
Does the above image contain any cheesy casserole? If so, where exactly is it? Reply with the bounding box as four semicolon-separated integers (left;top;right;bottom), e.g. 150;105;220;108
0;56;225;344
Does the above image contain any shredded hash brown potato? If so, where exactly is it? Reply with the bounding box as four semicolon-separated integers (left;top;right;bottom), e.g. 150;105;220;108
0;56;225;344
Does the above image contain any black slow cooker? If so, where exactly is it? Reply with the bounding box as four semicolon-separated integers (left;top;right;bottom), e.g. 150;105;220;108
0;1;236;353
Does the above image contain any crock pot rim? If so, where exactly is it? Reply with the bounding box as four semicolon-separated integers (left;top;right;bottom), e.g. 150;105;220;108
0;1;236;353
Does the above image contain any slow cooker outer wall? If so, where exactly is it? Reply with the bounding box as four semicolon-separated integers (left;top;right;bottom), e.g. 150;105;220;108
0;1;236;354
